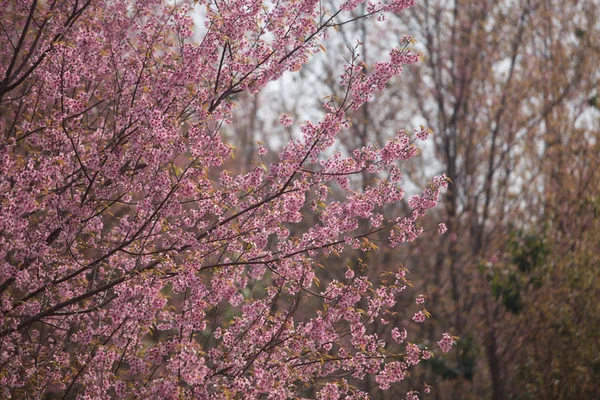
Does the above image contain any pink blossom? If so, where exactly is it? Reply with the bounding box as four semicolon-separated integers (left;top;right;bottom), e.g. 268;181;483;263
412;311;426;323
438;223;448;235
392;328;408;343
438;333;456;352
406;392;420;400
415;126;431;141
279;113;294;127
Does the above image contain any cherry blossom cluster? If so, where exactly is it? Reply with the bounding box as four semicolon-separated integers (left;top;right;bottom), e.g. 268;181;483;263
438;333;456;353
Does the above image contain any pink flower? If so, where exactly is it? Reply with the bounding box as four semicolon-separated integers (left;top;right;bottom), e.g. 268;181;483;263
415;126;430;141
438;223;448;235
438;333;455;352
412;311;425;323
279;114;293;127
406;391;419;400
392;328;407;343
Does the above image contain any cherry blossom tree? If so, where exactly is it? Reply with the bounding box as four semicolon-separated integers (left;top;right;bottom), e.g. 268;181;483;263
0;0;453;398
